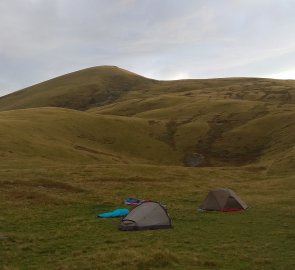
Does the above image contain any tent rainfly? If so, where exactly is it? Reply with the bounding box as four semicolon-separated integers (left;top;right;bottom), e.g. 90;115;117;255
119;201;172;231
199;188;248;212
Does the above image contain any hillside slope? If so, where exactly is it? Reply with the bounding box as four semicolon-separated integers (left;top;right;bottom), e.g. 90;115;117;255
0;66;155;111
0;105;294;174
0;108;181;166
1;67;294;112
0;66;294;173
89;76;295;173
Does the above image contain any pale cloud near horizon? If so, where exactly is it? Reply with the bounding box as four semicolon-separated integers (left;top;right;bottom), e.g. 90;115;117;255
269;68;295;80
1;0;295;96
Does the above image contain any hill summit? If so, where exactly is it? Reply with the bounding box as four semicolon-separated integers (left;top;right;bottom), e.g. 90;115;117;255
0;66;154;111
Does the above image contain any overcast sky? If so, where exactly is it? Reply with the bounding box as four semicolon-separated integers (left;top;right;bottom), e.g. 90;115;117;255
1;0;295;96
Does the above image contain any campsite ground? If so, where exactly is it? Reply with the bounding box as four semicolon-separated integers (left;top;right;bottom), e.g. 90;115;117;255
1;164;294;270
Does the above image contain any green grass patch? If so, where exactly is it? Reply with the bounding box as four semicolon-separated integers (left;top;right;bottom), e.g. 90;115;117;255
1;165;294;269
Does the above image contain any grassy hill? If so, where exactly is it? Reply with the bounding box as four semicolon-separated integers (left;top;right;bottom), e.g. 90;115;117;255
1;66;294;173
1;67;294;112
1;103;294;174
0;66;155;111
0;107;181;167
0;67;295;269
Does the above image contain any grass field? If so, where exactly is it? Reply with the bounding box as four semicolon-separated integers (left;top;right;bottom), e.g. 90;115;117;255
1;164;294;269
0;66;294;269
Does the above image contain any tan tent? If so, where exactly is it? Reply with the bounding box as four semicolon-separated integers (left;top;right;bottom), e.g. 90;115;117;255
119;201;172;231
199;188;248;212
